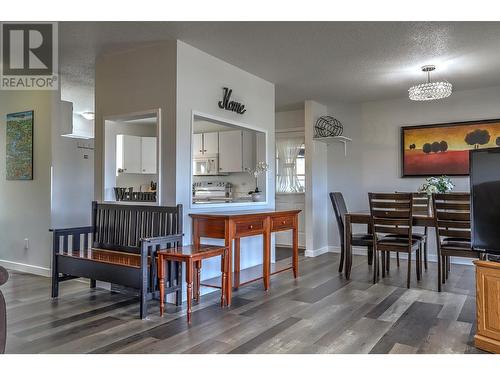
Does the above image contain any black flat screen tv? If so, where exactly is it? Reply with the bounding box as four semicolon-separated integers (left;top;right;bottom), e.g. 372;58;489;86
470;148;500;255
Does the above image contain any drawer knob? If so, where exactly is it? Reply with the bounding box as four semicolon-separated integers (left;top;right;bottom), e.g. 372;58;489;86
282;220;286;225
249;225;254;229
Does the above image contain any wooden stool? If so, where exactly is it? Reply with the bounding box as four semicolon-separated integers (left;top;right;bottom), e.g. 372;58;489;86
157;244;228;323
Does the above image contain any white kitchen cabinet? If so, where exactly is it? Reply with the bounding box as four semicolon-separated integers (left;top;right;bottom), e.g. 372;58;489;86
242;130;255;172
117;134;157;175
219;130;243;173
203;132;219;155
117;134;142;174
192;132;219;156
192;133;204;157
219;130;256;173
141;137;157;174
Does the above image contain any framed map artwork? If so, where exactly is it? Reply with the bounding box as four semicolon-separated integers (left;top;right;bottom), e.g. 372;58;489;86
6;111;34;180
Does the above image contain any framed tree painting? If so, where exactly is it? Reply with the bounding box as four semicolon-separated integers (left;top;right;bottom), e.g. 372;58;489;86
6;110;34;180
401;119;500;177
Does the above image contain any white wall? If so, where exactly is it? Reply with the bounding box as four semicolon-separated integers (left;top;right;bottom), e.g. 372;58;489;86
276;109;304;130
327;85;500;263
0;91;57;275
305;100;329;255
176;41;275;281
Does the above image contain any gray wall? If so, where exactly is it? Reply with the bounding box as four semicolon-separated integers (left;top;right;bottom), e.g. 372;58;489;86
327;85;500;263
325;102;363;249
50;135;94;229
0;91;56;275
95;41;177;205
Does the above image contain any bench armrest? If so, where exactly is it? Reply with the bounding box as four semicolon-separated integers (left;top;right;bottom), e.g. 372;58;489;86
51;226;94;255
141;234;183;247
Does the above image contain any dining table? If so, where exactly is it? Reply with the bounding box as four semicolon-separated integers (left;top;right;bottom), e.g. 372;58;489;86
343;211;435;279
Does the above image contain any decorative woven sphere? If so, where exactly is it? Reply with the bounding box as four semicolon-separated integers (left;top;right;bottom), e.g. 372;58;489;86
314;116;343;137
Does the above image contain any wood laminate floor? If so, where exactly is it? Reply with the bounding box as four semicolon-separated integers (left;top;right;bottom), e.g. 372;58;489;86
1;252;487;354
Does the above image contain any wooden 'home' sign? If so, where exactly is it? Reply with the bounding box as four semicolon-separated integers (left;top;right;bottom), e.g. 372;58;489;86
218;87;246;114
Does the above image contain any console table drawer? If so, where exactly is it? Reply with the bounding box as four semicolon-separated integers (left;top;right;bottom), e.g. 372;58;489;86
235;219;265;236
271;215;294;231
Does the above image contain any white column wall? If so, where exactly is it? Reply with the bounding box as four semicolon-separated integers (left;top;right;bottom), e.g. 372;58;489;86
304;100;329;256
176;41;276;284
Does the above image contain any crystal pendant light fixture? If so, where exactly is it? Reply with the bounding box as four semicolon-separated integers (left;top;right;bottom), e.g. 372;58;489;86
408;65;452;101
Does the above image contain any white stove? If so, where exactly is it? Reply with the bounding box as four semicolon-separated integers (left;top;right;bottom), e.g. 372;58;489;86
192;181;233;203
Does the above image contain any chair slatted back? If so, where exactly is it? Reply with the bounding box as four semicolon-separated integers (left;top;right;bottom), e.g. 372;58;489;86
92;202;183;253
412;192;431;215
432;193;471;240
329;192;348;246
395;191;430;215
369;193;413;239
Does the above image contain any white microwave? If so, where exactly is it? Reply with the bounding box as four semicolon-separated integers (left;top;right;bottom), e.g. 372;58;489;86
193;156;221;176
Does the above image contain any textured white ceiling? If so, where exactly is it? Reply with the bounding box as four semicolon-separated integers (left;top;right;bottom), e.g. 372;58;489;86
59;22;500;112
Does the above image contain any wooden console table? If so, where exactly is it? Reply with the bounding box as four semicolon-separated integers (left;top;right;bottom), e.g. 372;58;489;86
474;260;500;353
190;209;301;305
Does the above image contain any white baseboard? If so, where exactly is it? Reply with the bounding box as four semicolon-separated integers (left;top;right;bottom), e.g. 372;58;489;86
326;246;474;266
304;246;330;257
0;259;51;277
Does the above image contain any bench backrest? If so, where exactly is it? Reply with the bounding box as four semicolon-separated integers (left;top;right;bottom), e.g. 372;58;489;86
91;201;183;253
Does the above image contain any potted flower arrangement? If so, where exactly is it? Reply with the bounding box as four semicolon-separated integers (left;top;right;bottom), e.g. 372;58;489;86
418;176;454;216
246;161;269;202
418;175;455;195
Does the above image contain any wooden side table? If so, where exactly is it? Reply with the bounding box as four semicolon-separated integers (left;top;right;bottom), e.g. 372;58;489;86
474;260;500;353
157;244;228;324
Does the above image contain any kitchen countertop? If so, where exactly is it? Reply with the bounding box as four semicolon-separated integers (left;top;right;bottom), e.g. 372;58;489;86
189;209;301;218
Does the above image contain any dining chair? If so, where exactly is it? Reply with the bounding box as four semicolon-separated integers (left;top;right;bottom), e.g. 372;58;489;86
388;192;430;271
433;192;479;292
0;266;8;354
329;192;373;274
369;193;422;288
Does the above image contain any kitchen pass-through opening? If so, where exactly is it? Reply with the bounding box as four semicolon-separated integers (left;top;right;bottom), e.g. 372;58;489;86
191;113;268;207
103;110;160;204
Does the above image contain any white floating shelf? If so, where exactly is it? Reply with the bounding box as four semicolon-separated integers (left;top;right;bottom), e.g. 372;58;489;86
313;136;352;155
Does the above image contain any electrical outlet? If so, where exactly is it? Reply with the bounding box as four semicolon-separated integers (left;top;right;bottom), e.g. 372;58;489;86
24;238;29;250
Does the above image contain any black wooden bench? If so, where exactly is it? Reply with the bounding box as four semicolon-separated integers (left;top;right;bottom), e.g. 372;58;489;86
51;201;183;319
